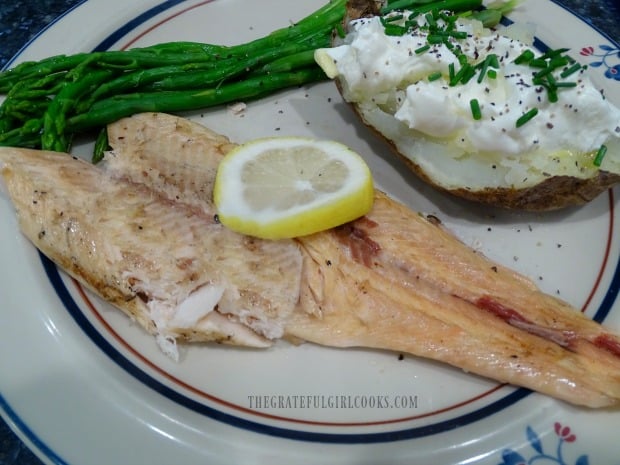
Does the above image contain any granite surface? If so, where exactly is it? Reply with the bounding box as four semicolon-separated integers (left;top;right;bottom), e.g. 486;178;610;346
1;0;619;68
0;1;619;464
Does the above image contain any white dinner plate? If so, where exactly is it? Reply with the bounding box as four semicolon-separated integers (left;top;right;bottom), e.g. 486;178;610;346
1;1;619;464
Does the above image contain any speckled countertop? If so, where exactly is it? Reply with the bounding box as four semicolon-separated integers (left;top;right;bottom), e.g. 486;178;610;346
1;0;619;69
0;1;619;464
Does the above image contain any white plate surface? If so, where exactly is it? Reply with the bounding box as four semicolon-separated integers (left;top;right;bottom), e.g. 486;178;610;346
1;1;619;464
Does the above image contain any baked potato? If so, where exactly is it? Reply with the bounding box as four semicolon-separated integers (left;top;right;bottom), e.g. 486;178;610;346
316;0;620;210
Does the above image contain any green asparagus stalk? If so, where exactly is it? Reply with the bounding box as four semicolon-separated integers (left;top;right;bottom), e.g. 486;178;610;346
92;127;109;164
42;69;116;152
82;33;331;106
0;0;347;151
254;50;320;75
0;118;43;148
68;69;326;133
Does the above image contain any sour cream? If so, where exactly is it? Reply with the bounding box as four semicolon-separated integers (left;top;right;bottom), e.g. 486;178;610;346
316;13;620;160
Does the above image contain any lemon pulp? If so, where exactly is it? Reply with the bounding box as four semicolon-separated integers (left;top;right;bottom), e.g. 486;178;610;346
213;137;374;239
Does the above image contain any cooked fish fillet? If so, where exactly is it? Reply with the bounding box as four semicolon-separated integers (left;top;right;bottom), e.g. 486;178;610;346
100;112;305;347
289;195;620;407
2;112;620;408
102;113;232;211
0;142;303;360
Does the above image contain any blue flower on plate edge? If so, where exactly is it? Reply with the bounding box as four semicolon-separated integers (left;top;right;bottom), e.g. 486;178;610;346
497;422;588;465
580;44;620;81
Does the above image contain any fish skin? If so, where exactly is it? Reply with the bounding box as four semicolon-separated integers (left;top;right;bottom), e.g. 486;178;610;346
2;112;620;407
289;194;620;407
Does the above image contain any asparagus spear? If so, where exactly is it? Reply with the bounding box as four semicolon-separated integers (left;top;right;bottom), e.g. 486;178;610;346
68;69;326;132
42;69;116;152
80;34;330;106
0;0;346;152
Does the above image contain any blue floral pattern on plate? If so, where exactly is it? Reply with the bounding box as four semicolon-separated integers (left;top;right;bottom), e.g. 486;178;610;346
498;422;588;465
580;44;620;81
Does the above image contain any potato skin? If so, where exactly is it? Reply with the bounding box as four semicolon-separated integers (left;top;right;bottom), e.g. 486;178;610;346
448;172;620;211
345;89;620;211
335;0;620;211
344;0;381;19
430;169;620;211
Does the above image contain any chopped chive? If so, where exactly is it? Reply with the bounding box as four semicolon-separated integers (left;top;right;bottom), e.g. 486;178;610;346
477;54;498;84
448;62;455;81
529;58;548;68
560;62;582;78
426;30;448;36
415;44;431;54
405;19;418;30
593;144;607;167
533;66;554;81
428;71;443;81
383;24;408;36
555;81;577;88
549;56;570;68
450;63;473;86
427;34;444;44
380;0;478;16
384;13;405;22
461;65;477;84
487;69;497;79
516;108;539;127
514;49;535;65
425;13;436;28
470;98;482;120
547;87;558;103
449;30;468;39
541;47;570;59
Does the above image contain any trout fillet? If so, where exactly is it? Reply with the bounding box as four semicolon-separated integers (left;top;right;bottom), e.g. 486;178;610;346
1;112;620;407
0;119;303;360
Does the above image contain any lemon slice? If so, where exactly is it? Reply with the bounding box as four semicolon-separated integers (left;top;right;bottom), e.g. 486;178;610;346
213;136;374;239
